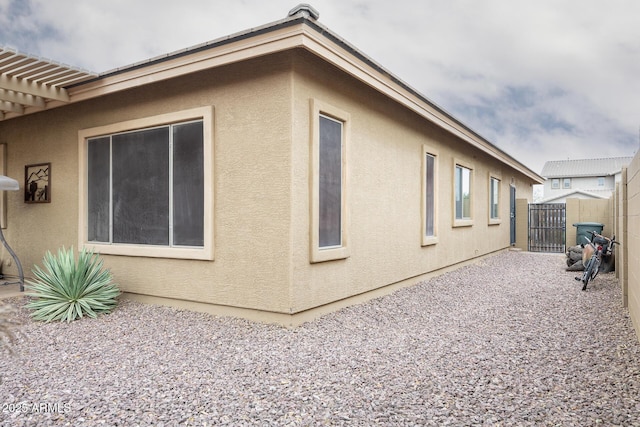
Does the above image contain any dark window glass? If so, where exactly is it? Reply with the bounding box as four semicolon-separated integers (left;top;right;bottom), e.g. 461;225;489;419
112;127;170;245
173;122;204;246
87;137;111;242
319;115;342;248
87;121;204;248
425;154;435;236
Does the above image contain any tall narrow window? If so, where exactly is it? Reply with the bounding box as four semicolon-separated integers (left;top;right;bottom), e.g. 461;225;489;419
455;165;472;220
422;147;438;245
490;177;500;220
425;154;435;236
319;115;342;248
310;99;349;263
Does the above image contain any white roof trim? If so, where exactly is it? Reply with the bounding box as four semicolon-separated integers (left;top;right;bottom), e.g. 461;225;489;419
538;189;608;203
0;47;97;120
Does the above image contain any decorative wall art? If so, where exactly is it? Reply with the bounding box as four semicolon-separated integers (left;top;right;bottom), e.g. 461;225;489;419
25;163;51;203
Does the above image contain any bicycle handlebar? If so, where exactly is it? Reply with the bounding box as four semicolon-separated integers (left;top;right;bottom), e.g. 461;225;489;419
589;230;619;245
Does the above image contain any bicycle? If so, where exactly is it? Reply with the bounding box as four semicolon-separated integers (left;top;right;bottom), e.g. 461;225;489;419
575;231;618;291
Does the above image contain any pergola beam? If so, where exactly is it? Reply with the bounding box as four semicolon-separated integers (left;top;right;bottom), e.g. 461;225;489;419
0;73;70;102
0;88;46;108
0;100;24;114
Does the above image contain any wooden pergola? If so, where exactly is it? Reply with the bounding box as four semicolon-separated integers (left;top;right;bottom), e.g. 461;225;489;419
0;46;97;120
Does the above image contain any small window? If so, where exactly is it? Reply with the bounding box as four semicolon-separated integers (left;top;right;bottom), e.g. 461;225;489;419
422;146;438;245
454;164;472;225
489;176;500;222
551;178;560;189
563;178;571;189
598;177;605;186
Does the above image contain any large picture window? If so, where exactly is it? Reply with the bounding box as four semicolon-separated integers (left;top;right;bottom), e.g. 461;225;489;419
88;121;204;246
79;107;213;260
310;99;349;263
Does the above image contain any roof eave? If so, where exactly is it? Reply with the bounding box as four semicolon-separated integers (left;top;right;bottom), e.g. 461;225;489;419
2;11;544;184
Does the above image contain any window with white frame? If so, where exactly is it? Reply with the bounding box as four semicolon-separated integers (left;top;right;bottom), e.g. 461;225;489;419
310;99;349;263
422;147;437;245
563;178;571;189
490;176;500;222
551;178;560;189
454;164;472;222
79;107;213;260
598;177;605;186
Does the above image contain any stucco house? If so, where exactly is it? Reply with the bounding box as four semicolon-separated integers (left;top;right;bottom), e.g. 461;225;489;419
0;5;543;325
539;157;633;203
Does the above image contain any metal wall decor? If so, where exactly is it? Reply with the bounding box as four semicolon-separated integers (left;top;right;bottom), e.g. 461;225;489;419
25;162;51;203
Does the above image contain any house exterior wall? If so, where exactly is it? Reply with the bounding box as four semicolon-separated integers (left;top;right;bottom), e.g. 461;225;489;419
1;53;296;316
0;49;537;324
289;52;535;314
543;175;616;201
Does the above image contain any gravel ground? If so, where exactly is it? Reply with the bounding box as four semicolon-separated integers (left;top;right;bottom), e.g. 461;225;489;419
1;250;639;426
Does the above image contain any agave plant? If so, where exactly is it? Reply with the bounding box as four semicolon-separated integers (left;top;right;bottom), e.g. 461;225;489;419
25;247;120;322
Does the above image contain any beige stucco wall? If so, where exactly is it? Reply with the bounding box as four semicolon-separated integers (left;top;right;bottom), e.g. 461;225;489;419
0;53;296;315
623;156;640;340
565;198;614;247
0;49;537;324
514;198;529;251
288;52;534;313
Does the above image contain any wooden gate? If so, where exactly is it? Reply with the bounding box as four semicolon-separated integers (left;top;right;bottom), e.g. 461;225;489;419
528;203;566;252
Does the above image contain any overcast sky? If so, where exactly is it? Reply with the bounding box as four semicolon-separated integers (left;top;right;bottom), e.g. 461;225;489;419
1;0;638;174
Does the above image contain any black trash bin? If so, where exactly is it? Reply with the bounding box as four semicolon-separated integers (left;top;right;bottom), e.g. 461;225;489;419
573;222;604;245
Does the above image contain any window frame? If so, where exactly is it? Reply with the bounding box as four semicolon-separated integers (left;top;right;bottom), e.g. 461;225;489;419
551;178;560;189
563;178;571;189
453;160;474;227
489;173;501;225
78;106;214;260
310;99;350;263
422;146;438;246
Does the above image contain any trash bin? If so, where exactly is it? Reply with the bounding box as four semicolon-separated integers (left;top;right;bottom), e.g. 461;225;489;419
573;222;604;245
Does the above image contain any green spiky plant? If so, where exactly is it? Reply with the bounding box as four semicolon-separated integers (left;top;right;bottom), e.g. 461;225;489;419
25;247;120;323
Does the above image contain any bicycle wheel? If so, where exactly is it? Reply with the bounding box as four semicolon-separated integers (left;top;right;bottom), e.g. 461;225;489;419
582;255;597;290
590;257;601;280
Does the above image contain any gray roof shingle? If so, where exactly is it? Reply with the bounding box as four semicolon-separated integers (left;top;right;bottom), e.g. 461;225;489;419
541;157;634;178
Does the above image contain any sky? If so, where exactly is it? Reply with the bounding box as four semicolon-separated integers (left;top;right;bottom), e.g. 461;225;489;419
1;0;639;175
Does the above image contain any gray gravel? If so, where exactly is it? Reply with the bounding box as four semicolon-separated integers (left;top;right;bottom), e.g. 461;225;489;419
1;250;639;426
